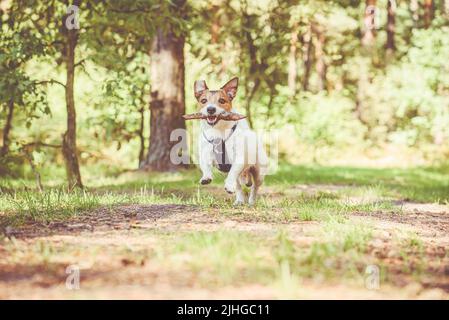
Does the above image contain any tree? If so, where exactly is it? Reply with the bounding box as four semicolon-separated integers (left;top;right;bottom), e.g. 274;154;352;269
142;0;188;171
61;0;83;188
312;22;327;91
386;0;396;54
0;2;48;159
288;23;299;95
424;0;434;28
301;25;314;91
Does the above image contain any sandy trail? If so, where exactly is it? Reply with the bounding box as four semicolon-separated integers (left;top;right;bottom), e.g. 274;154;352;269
1;186;449;299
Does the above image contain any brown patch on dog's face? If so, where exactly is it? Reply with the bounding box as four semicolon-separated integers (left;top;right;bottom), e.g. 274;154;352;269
194;77;238;112
196;90;232;112
194;78;239;126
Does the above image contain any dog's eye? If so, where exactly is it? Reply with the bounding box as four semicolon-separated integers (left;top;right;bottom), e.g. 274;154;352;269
219;98;226;104
200;99;207;104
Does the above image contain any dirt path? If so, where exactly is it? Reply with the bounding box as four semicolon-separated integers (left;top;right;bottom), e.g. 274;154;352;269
1;185;449;299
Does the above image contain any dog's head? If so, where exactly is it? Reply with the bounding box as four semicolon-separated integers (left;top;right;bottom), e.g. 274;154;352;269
194;77;238;126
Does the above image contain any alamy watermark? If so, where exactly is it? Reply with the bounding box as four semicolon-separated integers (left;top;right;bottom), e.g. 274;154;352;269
65;5;80;30
365;264;380;290
65;264;80;290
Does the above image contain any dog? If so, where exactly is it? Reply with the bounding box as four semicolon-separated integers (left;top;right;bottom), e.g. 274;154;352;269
192;77;268;205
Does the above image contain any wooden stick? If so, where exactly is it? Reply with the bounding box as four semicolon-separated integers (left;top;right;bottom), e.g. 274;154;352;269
182;112;246;121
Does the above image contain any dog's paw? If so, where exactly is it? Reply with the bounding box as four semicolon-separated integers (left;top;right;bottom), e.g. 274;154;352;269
233;199;245;206
224;180;236;194
248;195;258;206
199;177;212;185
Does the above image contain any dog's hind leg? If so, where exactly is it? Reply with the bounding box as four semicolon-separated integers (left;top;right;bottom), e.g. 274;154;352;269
248;166;263;206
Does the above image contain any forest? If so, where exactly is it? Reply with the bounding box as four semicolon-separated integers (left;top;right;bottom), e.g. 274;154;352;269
1;0;449;300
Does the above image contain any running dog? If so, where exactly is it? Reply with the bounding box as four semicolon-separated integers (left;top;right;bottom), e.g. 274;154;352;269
183;77;268;205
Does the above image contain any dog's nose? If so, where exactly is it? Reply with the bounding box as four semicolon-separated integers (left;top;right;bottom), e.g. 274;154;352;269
207;106;216;114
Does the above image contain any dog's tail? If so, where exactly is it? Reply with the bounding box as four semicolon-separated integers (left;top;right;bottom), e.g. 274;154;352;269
240;166;262;188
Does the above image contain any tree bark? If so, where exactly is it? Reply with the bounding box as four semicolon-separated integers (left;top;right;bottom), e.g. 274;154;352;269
0;98;14;157
62;1;83;189
362;0;377;47
301;26;313;91
424;0;434;28
143;25;187;171
356;0;377;128
288;24;299;95
386;0;396;54
137;107;145;167
313;24;327;91
242;11;258;128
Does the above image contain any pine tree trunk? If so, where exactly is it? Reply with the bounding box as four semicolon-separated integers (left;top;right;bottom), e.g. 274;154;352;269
356;0;377;128
386;0;396;54
313;24;327;91
137;107;145;167
301;26;313;91
0;98;14;157
143;26;186;171
62;6;83;189
424;0;434;28
288;24;299;95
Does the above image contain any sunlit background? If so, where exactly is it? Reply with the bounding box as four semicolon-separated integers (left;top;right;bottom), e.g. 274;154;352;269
1;0;449;182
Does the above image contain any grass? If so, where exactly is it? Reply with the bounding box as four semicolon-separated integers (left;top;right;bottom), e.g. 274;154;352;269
1;163;448;297
271;164;449;203
1;162;447;226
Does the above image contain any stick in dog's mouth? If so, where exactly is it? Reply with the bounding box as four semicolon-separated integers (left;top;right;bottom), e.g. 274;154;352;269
182;112;246;123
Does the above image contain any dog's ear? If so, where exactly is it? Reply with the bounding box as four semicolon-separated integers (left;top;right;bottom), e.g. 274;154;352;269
194;80;208;100
221;77;238;101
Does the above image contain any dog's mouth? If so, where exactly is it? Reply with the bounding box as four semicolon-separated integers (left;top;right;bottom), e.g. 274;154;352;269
206;115;219;126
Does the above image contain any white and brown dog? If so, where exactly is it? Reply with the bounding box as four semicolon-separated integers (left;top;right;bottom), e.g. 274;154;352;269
184;77;268;205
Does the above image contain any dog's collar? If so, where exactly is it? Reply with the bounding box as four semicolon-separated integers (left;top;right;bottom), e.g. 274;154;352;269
202;123;238;145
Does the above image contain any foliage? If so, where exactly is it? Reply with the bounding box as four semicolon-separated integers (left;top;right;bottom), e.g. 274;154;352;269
1;0;449;181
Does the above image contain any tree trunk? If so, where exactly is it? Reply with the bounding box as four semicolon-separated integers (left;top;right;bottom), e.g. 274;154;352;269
301;26;313;91
143;26;186;171
386;0;396;54
0;98;14;157
210;4;220;45
242;11;258;128
424;0;434;28
362;0;377;47
137;107;145;167
62;4;83;189
356;0;377;129
287;24;299;95
313;24;327;91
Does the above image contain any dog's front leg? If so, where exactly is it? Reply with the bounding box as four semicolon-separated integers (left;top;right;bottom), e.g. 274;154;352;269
199;141;214;185
224;162;244;194
224;137;245;194
233;179;246;205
